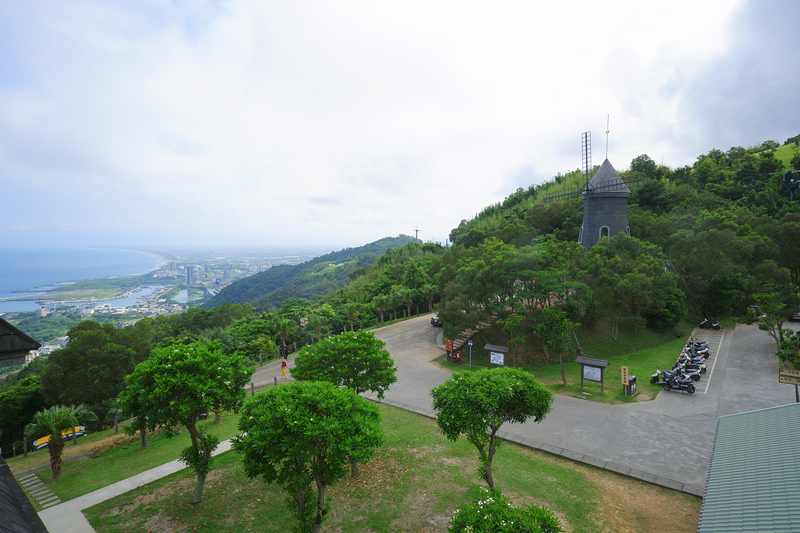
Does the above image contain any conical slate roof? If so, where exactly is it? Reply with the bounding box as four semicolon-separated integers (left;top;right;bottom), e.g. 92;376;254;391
585;159;630;196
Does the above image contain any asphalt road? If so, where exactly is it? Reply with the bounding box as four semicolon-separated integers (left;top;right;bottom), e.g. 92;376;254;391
359;315;797;496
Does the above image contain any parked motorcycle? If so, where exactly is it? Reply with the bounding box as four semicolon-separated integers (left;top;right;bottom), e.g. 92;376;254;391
689;346;711;358
673;362;702;381
699;318;721;330
678;350;709;366
686;338;709;351
660;369;696;394
651;367;698;386
674;355;707;378
651;368;670;385
688;337;709;349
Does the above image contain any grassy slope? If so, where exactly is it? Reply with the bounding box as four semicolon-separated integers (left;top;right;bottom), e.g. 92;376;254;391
80;404;700;533
774;143;797;170
9;414;241;509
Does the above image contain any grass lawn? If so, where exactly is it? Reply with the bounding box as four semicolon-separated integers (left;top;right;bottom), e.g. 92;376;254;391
82;404;700;533
8;413;242;509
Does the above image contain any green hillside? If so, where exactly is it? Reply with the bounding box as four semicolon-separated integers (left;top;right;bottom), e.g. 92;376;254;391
202;235;419;311
6;132;800;457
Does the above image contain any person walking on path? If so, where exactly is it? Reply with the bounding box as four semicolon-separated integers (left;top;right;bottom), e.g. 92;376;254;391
280;358;288;379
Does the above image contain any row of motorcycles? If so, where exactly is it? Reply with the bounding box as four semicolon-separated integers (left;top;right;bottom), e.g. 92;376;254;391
649;338;711;394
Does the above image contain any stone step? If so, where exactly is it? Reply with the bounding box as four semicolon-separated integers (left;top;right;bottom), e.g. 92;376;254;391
14;472;61;509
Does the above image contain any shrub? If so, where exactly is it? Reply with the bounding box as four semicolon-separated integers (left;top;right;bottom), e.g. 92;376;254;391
448;487;563;533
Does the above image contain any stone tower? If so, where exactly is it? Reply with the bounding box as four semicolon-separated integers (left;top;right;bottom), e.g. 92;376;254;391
578;158;631;249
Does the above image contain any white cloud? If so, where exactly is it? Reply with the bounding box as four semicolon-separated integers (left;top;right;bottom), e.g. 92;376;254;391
1;0;796;249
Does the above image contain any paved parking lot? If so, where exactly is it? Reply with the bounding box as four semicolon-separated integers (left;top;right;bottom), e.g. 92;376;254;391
362;315;798;496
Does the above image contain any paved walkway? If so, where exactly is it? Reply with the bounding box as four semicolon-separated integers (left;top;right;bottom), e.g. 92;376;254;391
36;441;233;533
30;315;798;530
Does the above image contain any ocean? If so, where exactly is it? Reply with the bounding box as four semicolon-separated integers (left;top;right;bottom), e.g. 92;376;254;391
0;246;163;313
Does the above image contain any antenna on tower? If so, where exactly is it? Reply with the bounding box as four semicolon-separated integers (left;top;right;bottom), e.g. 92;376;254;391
605;114;610;159
414;227;420;241
581;131;592;191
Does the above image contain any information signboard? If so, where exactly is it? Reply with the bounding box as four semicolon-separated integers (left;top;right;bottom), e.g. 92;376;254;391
576;356;609;392
583;365;601;382
490;351;505;366
484;344;509;367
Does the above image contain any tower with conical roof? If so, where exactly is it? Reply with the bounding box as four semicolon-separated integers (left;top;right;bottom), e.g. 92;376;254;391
577;158;631;249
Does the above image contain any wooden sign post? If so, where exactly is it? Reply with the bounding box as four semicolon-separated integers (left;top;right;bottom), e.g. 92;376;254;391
779;368;800;403
576;356;609;392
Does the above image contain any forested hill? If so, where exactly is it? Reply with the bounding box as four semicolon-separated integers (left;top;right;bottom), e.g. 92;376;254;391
202;235;419;310
448;139;800;248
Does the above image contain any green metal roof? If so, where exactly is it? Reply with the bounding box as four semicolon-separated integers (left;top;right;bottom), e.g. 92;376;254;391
698;402;800;532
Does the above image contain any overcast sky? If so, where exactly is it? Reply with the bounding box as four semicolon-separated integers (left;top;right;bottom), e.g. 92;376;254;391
2;0;798;251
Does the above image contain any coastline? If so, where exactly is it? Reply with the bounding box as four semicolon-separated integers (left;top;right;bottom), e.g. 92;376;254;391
0;247;168;312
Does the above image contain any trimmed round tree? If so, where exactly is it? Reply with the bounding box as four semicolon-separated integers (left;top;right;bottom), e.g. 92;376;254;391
292;330;397;399
431;367;553;490
118;339;253;504
233;381;384;533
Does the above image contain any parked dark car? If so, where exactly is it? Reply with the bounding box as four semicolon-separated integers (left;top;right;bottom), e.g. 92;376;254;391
431;314;442;327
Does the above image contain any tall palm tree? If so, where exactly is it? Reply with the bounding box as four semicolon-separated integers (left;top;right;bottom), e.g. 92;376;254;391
395;288;414;318
25;404;98;479
308;313;328;342
343;302;361;332
372;294;388;324
421;283;439;312
273;317;293;352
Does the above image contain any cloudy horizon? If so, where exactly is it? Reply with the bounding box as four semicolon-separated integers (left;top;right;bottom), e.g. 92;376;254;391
2;0;798;250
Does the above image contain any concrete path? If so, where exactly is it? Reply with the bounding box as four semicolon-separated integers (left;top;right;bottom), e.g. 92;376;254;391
32;315;797;530
37;441;233;533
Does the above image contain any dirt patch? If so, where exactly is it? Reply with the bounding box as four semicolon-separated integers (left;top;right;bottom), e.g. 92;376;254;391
88;433;138;456
504;446;699;533
392;487;453;533
144;512;190;533
89;427;169;456
580;466;699;533
633;388;655;401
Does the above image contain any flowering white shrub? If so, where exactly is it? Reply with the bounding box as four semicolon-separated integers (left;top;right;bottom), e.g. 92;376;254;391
448;487;563;533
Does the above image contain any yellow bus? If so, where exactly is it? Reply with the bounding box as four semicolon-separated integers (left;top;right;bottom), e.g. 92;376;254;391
32;426;87;450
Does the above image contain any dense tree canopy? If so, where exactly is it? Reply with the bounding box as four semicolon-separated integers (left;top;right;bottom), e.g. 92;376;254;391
292;330;397;398
0;373;46;448
41;321;147;424
431;368;553;490
118;339;252;504
234;381;383;533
